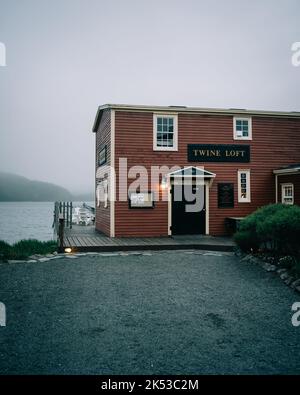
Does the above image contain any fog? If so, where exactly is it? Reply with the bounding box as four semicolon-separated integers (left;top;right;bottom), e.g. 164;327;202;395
0;0;299;193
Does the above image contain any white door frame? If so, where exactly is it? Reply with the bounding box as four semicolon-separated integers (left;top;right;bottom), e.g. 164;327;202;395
167;177;212;236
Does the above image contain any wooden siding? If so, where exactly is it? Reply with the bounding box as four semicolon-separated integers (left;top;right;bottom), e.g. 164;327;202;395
113;111;300;237
95;109;111;236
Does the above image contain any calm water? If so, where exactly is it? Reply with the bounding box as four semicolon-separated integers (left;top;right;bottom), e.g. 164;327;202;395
0;202;93;245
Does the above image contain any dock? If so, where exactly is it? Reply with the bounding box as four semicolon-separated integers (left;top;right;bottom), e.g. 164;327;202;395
53;201;235;253
62;225;235;253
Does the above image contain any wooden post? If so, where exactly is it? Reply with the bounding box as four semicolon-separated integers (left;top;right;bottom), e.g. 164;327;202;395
70;202;73;229
66;202;69;227
58;213;65;251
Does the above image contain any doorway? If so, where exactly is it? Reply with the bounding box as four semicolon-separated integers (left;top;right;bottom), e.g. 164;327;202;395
171;183;206;235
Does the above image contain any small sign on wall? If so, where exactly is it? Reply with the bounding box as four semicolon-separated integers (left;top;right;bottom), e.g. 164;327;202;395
129;192;154;208
218;183;234;208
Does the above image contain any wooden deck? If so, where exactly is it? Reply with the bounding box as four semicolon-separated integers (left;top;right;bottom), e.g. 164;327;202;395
62;225;235;252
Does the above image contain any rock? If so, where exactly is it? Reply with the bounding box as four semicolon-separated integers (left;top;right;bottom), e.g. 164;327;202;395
280;272;290;281
262;263;277;272
29;255;41;260
38;258;50;262
277;268;287;275
65;255;78;259
203;252;222;257
249;256;260;264
284;276;294;286
241;254;252;262
8;259;27;263
291;279;300;289
27;260;37;263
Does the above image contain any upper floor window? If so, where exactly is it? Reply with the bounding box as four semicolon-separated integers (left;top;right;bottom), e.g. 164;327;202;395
281;183;294;205
153;114;178;151
233;117;252;140
238;169;251;202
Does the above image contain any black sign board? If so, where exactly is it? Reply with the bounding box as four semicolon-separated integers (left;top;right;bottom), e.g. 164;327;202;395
218;183;234;208
188;144;250;162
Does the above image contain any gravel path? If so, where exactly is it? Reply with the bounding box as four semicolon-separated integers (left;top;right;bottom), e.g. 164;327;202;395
0;250;299;374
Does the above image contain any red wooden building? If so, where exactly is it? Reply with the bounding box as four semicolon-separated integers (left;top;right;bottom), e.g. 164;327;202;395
93;104;300;237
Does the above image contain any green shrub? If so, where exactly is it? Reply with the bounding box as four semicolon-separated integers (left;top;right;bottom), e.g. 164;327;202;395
234;230;260;252
0;240;13;259
0;239;57;260
235;203;300;256
257;205;300;255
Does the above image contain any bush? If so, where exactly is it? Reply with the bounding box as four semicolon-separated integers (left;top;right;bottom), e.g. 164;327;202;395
235;203;300;257
234;230;260;252
0;240;13;259
0;239;57;260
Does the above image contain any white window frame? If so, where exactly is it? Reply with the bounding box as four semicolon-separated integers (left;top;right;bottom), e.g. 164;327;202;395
153;113;178;151
233;116;252;140
281;183;294;205
238;169;251;203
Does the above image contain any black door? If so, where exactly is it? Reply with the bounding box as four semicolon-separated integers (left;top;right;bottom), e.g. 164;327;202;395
171;183;206;235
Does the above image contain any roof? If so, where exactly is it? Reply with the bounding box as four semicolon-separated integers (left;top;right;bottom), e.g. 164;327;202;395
92;103;300;132
273;164;300;175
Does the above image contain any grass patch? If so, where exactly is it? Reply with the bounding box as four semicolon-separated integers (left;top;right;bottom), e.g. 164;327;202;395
0;239;57;260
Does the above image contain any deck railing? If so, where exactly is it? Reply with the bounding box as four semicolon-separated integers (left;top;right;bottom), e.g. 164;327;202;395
53;201;73;240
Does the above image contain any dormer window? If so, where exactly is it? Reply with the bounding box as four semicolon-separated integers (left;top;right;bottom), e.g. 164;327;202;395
153;114;178;151
234;117;252;140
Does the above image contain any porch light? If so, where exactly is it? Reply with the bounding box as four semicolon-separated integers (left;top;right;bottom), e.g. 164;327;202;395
64;247;72;253
160;176;168;190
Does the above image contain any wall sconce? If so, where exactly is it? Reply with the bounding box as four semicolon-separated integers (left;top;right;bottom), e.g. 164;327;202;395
160;176;168;190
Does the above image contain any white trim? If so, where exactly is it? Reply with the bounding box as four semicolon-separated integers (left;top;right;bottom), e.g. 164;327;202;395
168;178;211;236
238;169;251;203
153;113;178;151
168;178;172;236
94;104;300;120
167;166;216;178
110;110;115;237
205;182;209;235
281;183;294;205
273;168;300;175
233;116;252;140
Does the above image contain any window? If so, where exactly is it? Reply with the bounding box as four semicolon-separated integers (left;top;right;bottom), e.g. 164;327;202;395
153;114;178;151
98;146;107;166
234;117;252;140
281;183;294;205
238;170;251;202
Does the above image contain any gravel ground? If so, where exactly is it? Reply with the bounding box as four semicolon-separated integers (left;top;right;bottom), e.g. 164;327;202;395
0;250;299;375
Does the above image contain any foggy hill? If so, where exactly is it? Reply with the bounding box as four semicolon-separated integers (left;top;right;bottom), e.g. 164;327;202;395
0;172;73;201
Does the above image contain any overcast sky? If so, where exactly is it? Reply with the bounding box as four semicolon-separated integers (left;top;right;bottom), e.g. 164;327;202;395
0;0;300;193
